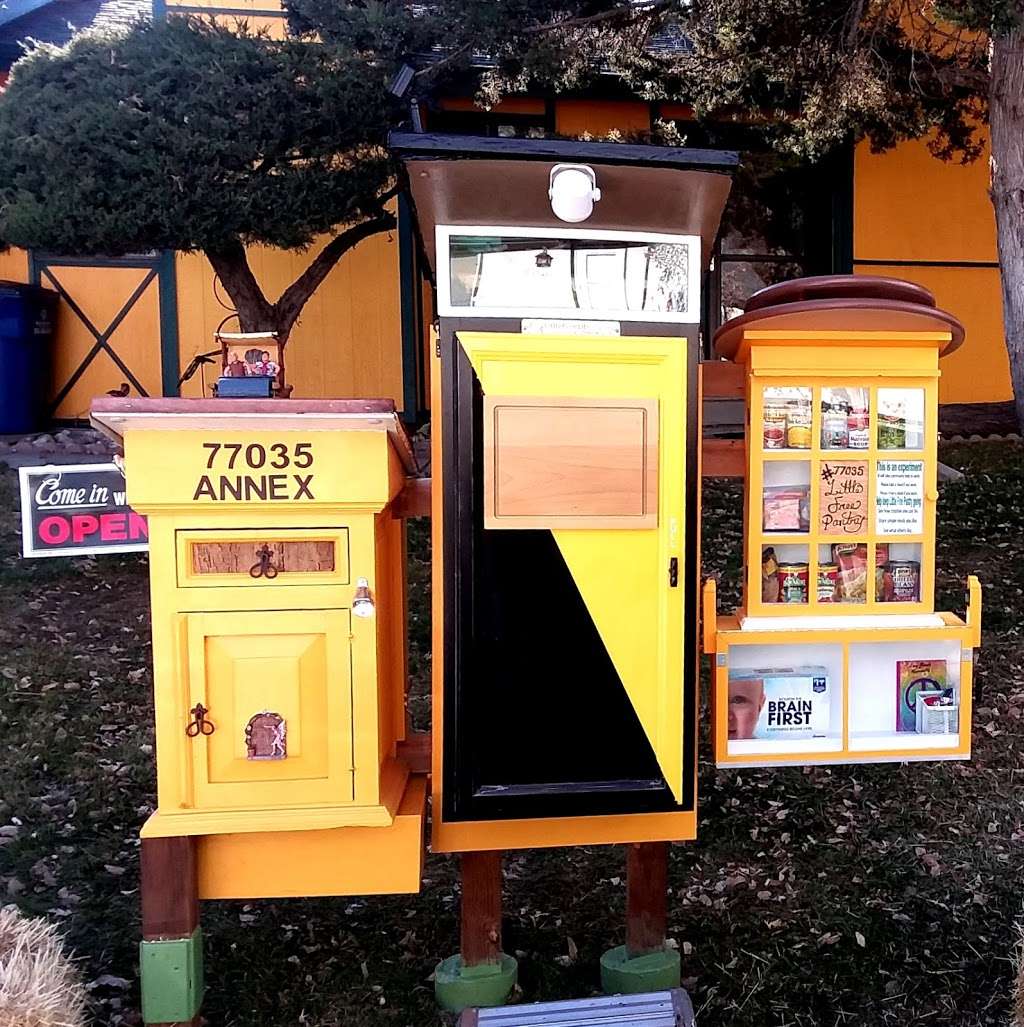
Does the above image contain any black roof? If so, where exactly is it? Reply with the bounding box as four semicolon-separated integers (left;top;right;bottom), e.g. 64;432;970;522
0;0;149;70
390;132;739;173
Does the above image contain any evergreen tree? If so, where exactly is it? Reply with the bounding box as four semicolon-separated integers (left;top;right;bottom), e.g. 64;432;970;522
0;16;401;352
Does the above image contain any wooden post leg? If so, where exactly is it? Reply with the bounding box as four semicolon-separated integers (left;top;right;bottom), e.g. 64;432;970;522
600;841;680;995
434;850;517;1012
461;850;503;968
140;837;204;1027
625;841;668;958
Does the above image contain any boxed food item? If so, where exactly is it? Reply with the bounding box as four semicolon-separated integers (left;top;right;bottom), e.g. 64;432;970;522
896;659;947;732
728;666;830;741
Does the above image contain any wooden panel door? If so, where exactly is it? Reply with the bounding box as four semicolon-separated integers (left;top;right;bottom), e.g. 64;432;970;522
184;609;353;810
483;395;658;529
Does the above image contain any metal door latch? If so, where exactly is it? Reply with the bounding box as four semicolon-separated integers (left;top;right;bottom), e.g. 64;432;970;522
186;702;215;737
249;544;279;579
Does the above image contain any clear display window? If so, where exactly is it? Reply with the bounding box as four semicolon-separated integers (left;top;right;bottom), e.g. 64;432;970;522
825;542;885;604
877;542;924;603
445;233;694;316
761;544;809;605
848;641;960;747
726;643;843;757
761;461;810;533
820;387;870;451
877;388;926;450
762;386;812;451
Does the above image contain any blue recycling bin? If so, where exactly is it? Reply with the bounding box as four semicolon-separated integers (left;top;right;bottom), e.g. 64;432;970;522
0;280;58;434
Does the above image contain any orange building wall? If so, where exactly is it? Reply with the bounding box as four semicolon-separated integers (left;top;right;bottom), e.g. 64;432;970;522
175;231;404;404
853;133;1010;404
0;247;29;282
439;98;546;116
165;0;289;37
555;99;651;138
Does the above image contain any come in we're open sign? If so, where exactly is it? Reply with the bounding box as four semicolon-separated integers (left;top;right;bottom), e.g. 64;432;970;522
19;463;148;558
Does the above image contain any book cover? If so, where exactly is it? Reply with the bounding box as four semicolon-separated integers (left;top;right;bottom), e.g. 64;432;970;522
729;666;830;741
896;659;947;732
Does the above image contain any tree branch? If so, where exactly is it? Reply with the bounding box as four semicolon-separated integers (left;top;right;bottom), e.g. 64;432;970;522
414;0;673;80
205;239;276;332
274;212;396;337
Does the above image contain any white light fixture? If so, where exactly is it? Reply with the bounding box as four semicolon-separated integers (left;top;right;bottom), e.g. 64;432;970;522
548;164;601;223
352;577;375;618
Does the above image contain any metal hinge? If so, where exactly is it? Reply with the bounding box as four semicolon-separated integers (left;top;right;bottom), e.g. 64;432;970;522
669;557;678;587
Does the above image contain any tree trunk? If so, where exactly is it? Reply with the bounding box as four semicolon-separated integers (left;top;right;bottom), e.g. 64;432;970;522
205;239;278;336
989;26;1024;433
203;210;396;376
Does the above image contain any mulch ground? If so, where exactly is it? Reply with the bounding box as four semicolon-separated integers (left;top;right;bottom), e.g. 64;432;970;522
1;441;1022;1026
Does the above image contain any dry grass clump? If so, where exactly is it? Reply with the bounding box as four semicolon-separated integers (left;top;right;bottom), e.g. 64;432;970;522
0;908;86;1027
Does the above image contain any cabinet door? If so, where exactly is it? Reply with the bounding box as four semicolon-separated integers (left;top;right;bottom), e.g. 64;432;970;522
444;331;695;818
184;609;353;810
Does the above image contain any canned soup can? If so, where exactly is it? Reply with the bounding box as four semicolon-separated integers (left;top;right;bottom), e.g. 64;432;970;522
778;563;809;604
817;563;839;602
888;561;920;602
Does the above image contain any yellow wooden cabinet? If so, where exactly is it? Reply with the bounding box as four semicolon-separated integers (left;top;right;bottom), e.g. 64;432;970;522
705;277;982;769
91;398;425;897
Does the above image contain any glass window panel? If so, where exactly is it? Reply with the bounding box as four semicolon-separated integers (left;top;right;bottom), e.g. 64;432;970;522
762;461;810;533
446;235;691;315
877;542;923;603
877;388;926;451
762;386;811;451
820;387;870;451
761;544;808;604
827;541;882;604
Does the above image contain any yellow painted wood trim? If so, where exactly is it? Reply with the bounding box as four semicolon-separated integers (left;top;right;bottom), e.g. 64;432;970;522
744;330;953;342
714;619;972;647
196;775;427;899
431;808;697;853
142;803;392;838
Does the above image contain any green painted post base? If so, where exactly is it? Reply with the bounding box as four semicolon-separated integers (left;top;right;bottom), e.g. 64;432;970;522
434;953;518;1013
140;927;204;1025
599;945;680;995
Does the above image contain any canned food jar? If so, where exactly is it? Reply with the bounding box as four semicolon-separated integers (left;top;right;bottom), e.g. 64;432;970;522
847;406;869;450
786;397;812;449
888;561;921;602
822;402;849;449
763;402;787;450
878;414;906;449
817;564;839;603
778;563;809;604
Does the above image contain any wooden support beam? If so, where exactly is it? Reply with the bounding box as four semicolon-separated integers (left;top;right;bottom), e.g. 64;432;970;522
700;360;745;398
141;836;199;941
396;731;431;775
625;841;669;958
460;851;504;967
394;477;432;518
702;438;746;478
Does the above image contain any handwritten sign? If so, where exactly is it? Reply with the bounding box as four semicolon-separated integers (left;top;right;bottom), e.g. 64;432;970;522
818;460;868;535
19;463;148;558
876;460;924;535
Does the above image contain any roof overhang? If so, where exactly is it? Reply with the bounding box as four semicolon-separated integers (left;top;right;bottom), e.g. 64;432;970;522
391;132;738;273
